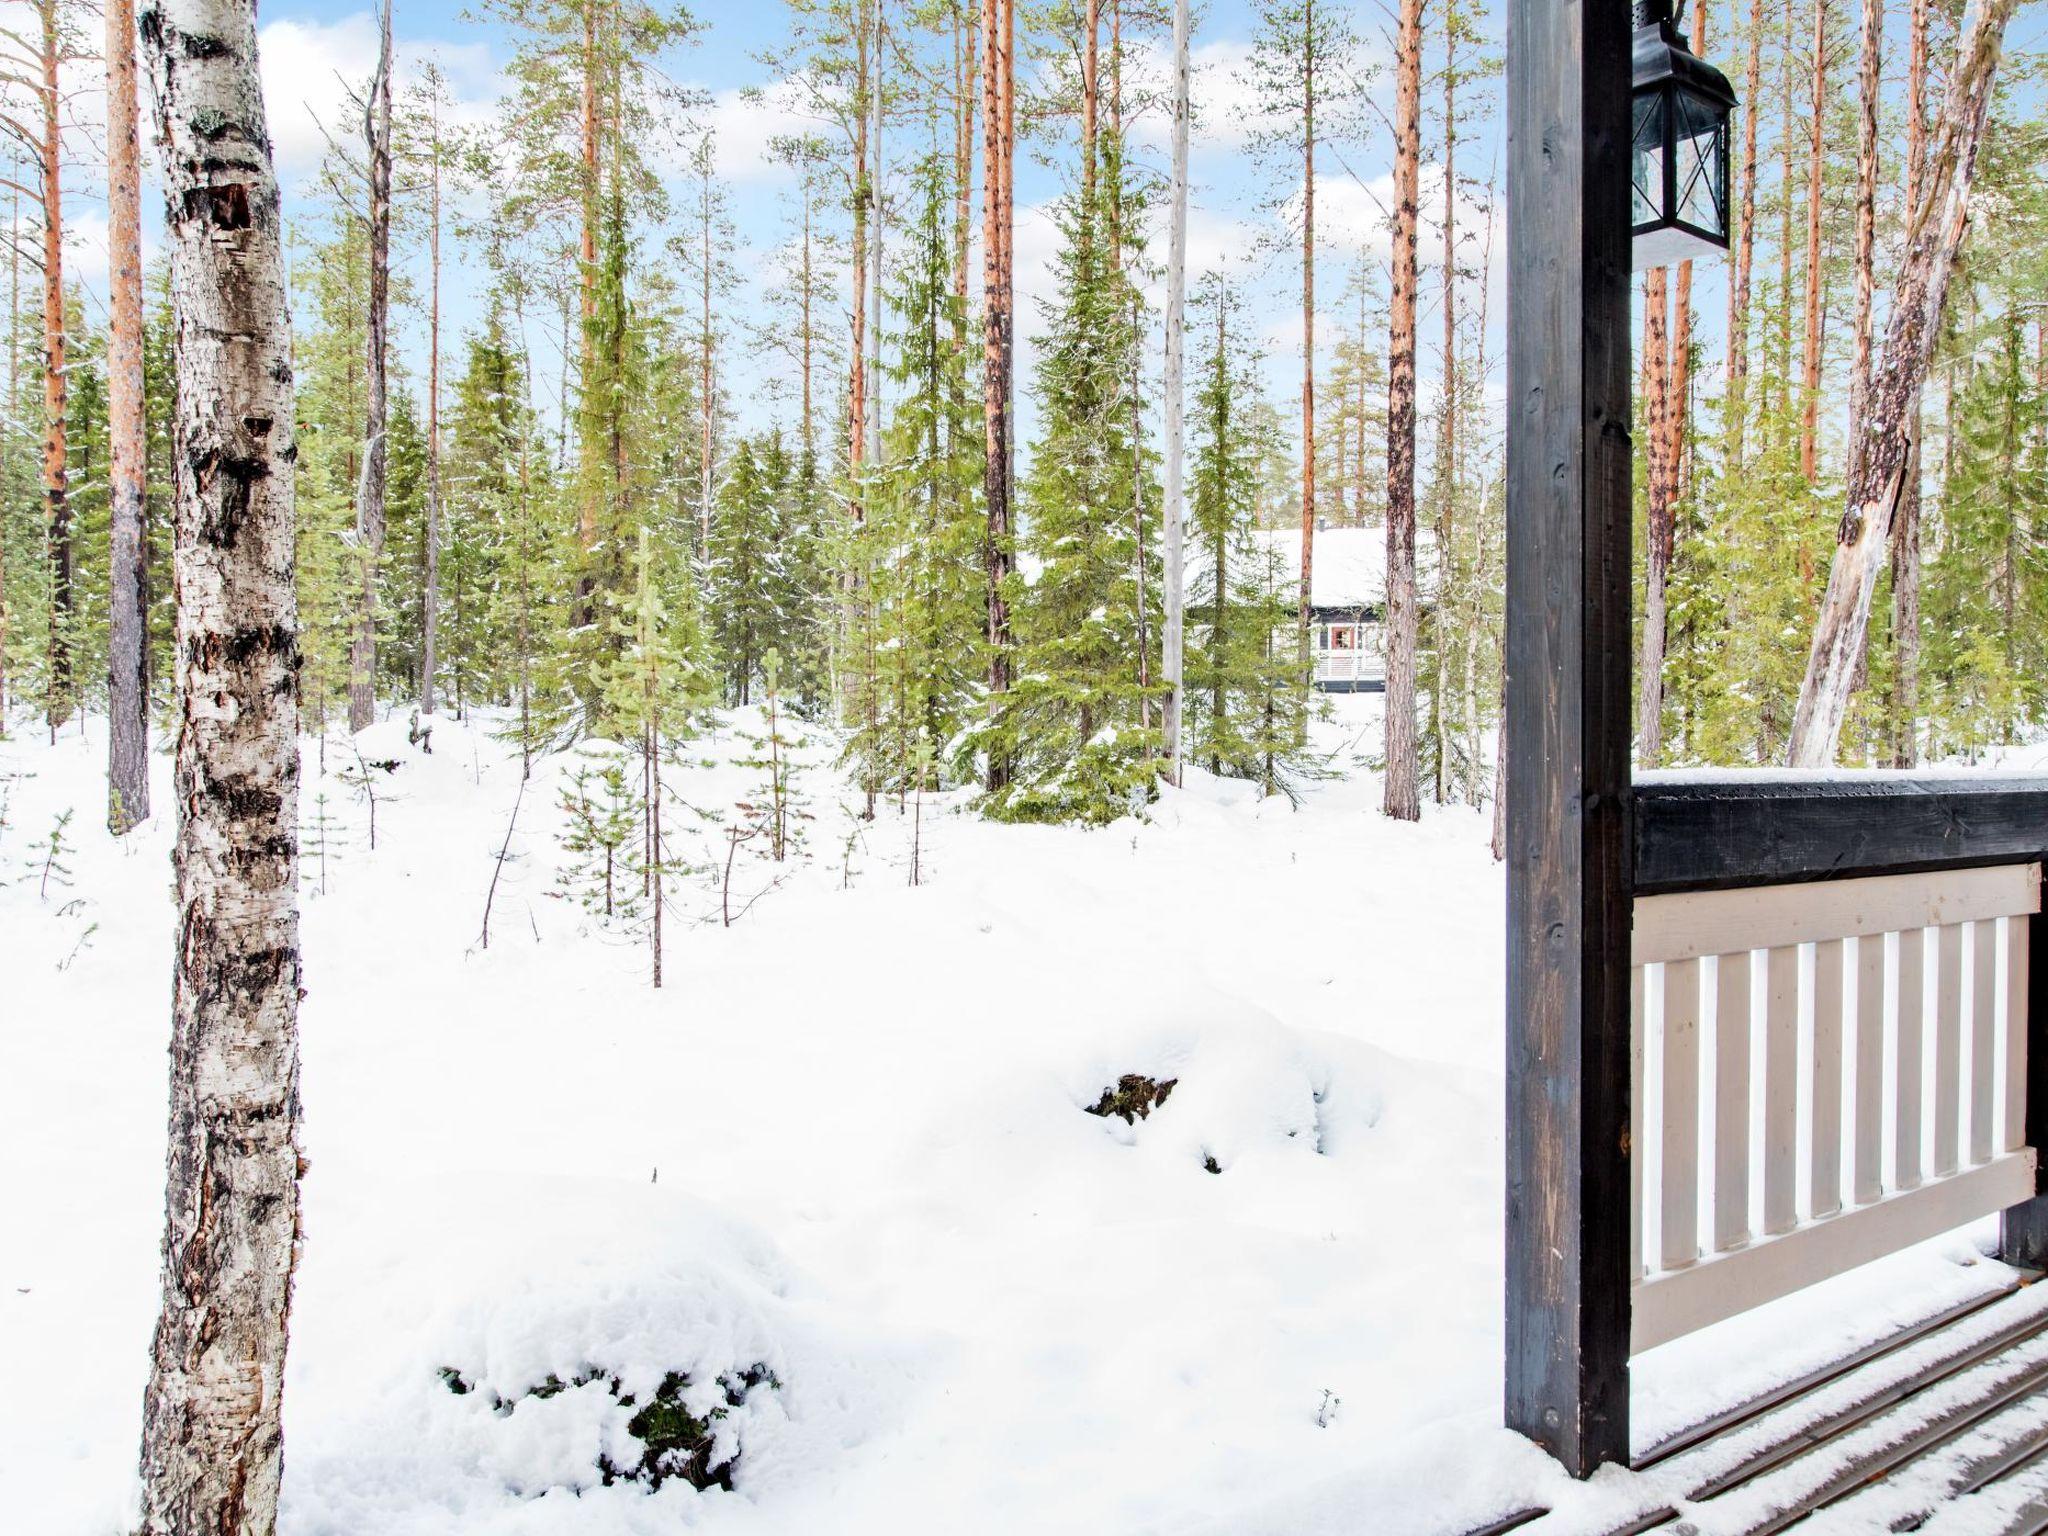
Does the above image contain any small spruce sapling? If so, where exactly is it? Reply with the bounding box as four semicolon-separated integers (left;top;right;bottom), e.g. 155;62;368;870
909;734;934;888
337;743;400;851
37;809;75;900
601;527;708;987
739;650;808;863
556;759;640;922
303;792;346;895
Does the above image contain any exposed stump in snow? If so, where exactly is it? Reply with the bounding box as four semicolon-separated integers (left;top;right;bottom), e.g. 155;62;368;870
1087;1074;1177;1124
437;1361;778;1493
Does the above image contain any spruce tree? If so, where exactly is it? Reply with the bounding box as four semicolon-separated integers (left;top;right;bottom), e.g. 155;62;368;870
708;433;787;705
1183;280;1318;794
847;149;985;802
982;150;1159;824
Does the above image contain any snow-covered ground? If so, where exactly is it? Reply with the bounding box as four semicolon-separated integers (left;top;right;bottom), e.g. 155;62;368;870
2;700;2035;1535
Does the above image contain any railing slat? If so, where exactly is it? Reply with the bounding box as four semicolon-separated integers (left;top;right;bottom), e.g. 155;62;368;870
1898;928;1926;1192
1716;951;1753;1252
1765;945;1799;1236
1626;854;2042;1359
2009;915;2031;1155
1662;958;1702;1271
1936;923;1965;1179
1974;919;1999;1166
1813;938;1846;1219
1855;935;1884;1206
1632;965;1646;1281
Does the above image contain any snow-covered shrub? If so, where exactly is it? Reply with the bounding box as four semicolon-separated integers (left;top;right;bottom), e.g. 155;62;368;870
436;1360;779;1492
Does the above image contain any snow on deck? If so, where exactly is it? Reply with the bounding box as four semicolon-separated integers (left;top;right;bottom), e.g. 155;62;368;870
0;707;2024;1535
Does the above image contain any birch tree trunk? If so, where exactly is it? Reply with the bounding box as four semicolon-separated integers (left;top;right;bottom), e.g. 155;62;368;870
136;0;304;1527
1382;0;1423;822
2;167;15;732
420;77;443;716
107;0;150;828
1160;0;1189;784
699;153;715;552
347;0;393;734
1787;0;2017;766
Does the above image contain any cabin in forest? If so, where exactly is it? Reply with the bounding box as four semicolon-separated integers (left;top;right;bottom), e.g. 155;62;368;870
1246;525;1420;694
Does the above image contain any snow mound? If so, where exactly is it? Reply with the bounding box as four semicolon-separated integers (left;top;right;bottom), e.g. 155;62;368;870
281;1175;916;1532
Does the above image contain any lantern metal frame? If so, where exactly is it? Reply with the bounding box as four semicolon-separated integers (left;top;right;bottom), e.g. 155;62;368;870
1630;0;1737;269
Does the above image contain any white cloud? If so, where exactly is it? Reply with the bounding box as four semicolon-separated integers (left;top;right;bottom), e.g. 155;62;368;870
257;15;503;184
690;76;821;183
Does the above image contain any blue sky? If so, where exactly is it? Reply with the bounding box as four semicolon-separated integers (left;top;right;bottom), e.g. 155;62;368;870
11;0;1504;458
35;0;2011;478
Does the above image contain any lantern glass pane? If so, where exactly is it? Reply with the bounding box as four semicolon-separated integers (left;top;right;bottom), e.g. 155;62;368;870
1674;90;1726;237
1631;91;1666;227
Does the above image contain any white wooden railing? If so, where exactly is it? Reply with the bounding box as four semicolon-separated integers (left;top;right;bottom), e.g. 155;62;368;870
1630;861;2042;1352
1314;650;1384;686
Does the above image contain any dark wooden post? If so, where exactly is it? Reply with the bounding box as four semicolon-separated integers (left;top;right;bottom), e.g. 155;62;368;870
1998;877;2048;1268
1503;0;1636;1478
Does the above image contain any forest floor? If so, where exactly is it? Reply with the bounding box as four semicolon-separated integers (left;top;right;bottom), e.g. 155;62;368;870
1;700;2033;1535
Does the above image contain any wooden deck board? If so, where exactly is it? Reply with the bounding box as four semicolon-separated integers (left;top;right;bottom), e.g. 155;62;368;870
1449;1280;2048;1536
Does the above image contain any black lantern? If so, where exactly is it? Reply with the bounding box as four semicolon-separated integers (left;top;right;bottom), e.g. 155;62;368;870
1631;0;1737;268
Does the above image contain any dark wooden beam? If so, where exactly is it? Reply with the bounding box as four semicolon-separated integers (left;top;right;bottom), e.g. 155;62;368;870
2001;888;2048;1265
1634;775;2048;895
1503;0;1635;1478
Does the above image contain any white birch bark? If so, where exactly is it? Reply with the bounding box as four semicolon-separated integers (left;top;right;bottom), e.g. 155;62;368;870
1161;0;1189;785
1787;0;2016;766
347;0;393;734
137;0;304;1529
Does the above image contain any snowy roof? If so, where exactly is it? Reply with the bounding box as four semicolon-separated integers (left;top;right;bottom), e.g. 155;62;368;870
1185;526;1420;610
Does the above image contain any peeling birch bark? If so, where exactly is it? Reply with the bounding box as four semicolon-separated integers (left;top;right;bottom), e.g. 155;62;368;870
136;0;304;1529
1787;0;2017;766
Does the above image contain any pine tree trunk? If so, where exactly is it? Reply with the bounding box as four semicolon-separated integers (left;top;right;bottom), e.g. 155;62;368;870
421;85;442;716
348;1;394;734
1849;0;1880;467
136;0;303;1527
981;0;1015;789
954;3;974;321
576;0;601;572
107;0;149;827
1890;0;1929;768
37;0;70;733
1383;0;1423;822
869;5;885;468
1798;0;1827;484
851;5;870;499
1161;0;1190;784
1298;0;1317;674
1081;0;1098;204
1432;17;1456;805
1728;0;1762;464
1787;0;2016;766
1639;269;1673;766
